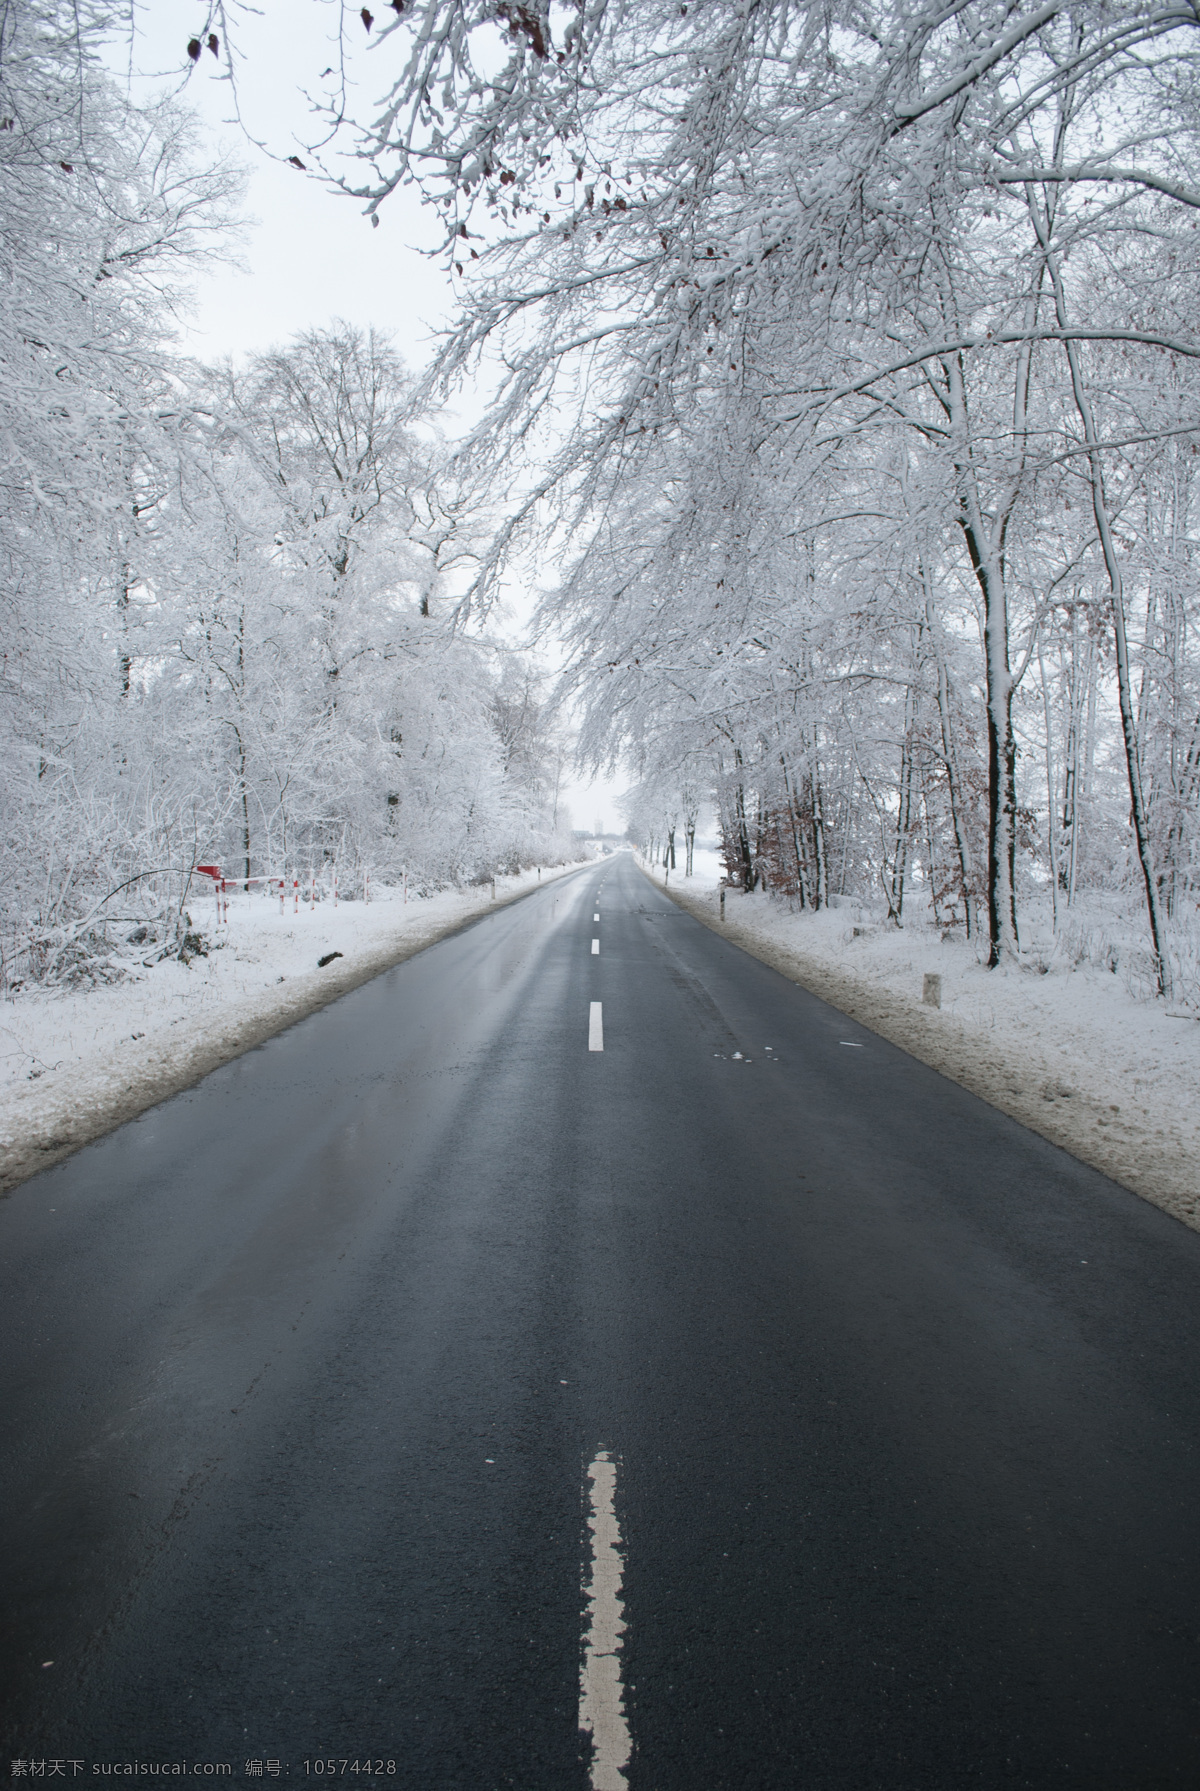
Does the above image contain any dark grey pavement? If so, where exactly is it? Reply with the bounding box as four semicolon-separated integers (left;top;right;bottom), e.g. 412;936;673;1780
2;853;1199;1787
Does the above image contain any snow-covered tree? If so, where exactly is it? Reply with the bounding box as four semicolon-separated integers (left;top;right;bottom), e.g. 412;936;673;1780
252;0;1200;990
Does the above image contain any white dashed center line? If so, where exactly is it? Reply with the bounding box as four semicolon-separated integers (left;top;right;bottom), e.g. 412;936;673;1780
592;938;600;955
589;1003;604;1051
579;1451;631;1791
594;913;600;922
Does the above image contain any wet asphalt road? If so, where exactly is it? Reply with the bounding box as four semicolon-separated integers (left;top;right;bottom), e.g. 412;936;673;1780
2;852;1199;1788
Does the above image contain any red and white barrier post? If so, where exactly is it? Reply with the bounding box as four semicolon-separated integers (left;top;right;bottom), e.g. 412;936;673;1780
197;864;222;926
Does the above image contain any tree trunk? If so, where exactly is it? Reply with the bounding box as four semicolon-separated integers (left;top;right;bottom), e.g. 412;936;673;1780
891;684;917;922
1044;259;1172;996
117;568;132;698
732;760;755;890
1162;709;1200;918
930;632;976;938
810;733;828;910
230;724;252;888
1037;641;1060;930
780;755;808;907
1067;630;1088;909
947;352;1019;965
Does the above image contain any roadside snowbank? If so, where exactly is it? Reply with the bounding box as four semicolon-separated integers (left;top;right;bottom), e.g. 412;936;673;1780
648;854;1200;1233
0;863;590;1194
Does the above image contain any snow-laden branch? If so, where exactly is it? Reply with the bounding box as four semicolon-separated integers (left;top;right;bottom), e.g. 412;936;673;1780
781;327;1200;420
891;0;1065;125
990;162;1200;209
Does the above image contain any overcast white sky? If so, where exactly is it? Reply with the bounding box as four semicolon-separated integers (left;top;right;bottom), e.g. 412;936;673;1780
115;2;627;834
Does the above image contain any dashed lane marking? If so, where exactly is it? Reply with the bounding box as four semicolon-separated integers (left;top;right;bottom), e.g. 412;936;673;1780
589;1003;604;1051
592;938;600;955
580;1451;630;1791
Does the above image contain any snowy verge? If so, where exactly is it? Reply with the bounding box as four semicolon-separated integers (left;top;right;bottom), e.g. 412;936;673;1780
0;862;592;1195
645;856;1200;1234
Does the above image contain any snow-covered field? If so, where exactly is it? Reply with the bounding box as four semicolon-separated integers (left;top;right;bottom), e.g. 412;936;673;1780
650;850;1200;1233
0;862;591;1194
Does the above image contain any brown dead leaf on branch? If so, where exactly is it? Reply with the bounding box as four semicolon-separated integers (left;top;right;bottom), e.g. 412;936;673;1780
496;4;549;59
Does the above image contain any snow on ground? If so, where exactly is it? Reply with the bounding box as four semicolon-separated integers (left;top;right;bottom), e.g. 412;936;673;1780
0;862;591;1194
649;848;1200;1233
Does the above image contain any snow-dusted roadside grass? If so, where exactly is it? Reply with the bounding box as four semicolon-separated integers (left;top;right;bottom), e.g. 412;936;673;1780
0;861;591;1195
647;854;1200;1234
